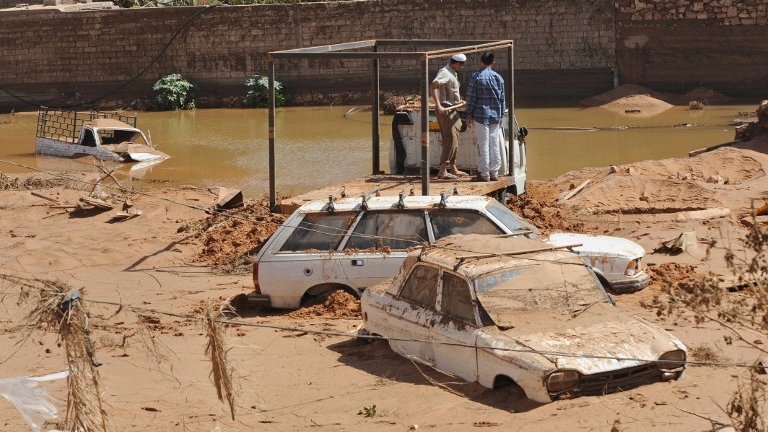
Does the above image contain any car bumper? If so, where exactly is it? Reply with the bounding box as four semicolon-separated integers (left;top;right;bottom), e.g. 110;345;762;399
604;272;651;294
247;292;271;306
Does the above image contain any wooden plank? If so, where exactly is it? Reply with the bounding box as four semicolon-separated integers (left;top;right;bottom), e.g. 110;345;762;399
31;191;59;203
559;179;591;202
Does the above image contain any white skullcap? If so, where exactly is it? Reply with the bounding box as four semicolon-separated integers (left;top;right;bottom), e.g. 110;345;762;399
451;53;467;62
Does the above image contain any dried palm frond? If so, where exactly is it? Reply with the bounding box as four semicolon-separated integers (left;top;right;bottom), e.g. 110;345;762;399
21;279;108;432
203;301;236;420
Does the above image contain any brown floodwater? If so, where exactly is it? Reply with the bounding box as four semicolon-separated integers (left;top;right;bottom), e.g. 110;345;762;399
0;104;753;198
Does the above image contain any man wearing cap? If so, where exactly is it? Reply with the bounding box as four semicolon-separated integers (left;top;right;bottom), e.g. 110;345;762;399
466;51;505;182
430;53;468;180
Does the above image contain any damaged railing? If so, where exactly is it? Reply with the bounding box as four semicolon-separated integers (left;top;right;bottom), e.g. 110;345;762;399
36;108;138;144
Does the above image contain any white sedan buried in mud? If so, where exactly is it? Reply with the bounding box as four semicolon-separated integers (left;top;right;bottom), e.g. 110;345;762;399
359;234;687;403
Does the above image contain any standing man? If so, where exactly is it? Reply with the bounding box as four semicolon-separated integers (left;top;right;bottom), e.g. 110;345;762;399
430;53;468;180
465;52;505;182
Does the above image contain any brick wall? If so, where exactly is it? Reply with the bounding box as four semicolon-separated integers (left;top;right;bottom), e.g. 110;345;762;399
0;0;615;110
1;0;767;112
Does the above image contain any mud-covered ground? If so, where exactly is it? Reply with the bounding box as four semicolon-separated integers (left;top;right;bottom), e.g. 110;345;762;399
2;92;768;431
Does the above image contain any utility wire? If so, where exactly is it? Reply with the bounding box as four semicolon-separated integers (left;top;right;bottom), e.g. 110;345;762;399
0;5;219;110
0;164;759;369
0;158;610;269
86;297;751;370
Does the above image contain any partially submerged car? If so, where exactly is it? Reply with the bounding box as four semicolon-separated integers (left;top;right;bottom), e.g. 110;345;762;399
359;234;687;403
35;108;169;166
250;195;650;309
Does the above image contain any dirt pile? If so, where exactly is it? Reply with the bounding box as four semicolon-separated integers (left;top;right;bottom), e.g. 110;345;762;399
736;99;768;140
540;146;764;216
599;94;673;116
286;290;362;319
580;83;733;109
190;199;286;270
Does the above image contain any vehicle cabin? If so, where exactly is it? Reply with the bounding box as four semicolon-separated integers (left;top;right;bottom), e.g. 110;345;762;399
35;109;169;164
360;234;686;403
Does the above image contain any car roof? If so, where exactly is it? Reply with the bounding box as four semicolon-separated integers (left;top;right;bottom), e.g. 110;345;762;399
416;233;586;277
84;118;140;130
296;195;495;213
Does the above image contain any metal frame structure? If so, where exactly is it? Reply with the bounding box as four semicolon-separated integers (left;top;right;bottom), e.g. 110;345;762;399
267;39;515;209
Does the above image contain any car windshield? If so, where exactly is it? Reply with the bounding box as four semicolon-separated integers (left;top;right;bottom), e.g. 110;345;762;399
430;209;505;241
485;201;540;238
474;259;609;326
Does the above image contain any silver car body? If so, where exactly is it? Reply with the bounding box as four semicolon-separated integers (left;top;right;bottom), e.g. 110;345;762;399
252;195;650;309
360;234;686;403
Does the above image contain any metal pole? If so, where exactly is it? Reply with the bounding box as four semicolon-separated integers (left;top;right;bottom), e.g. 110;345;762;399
507;43;514;179
372;44;381;174
420;55;430;196
268;58;277;211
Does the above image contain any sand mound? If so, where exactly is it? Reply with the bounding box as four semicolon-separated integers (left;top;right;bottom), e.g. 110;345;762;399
547;147;765;215
580;84;670;107
682;87;733;105
579;84;674;116
599;94;673;117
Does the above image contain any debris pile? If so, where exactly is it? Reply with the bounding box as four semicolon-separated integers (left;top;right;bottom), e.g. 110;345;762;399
735;99;768;140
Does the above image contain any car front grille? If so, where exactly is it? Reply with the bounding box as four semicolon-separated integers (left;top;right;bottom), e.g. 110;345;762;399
577;363;665;396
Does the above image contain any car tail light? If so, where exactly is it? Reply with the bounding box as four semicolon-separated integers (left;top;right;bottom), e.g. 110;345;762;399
252;262;262;294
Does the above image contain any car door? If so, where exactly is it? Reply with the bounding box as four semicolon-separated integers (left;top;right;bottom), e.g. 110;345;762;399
386;263;440;365
339;209;428;290
431;269;479;383
257;211;357;308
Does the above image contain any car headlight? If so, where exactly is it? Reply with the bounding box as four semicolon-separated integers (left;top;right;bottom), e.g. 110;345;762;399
546;370;580;393
624;259;638;276
658;349;686;371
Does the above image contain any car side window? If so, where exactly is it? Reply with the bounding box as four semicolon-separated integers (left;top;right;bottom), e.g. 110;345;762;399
345;210;427;251
441;271;476;324
429;209;504;241
279;212;357;252
398;264;438;308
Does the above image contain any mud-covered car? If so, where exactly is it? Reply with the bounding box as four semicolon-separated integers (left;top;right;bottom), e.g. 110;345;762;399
359;234;687;403
250;195;650;309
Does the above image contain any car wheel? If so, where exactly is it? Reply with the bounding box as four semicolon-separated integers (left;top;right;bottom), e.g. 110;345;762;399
356;328;379;344
493;376;527;399
595;274;613;293
300;284;359;308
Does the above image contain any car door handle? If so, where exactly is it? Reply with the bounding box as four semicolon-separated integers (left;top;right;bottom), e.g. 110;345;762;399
351;259;365;266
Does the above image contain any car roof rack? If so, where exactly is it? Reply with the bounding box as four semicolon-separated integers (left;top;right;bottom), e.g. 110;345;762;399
396;192;406;209
455;243;584;261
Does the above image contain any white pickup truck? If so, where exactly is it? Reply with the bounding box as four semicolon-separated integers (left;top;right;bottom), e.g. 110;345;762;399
35;108;169;166
390;106;528;195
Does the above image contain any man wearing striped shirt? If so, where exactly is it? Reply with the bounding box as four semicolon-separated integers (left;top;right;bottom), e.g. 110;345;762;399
465;52;505;182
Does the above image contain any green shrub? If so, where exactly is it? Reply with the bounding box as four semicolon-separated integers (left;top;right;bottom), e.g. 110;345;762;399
244;75;285;108
153;73;196;110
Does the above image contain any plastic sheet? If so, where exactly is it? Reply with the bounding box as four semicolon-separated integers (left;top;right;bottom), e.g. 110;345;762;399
0;370;68;432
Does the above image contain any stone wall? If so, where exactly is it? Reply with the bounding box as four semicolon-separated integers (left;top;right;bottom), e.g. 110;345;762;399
618;0;767;25
1;0;767;112
0;0;615;110
616;0;768;97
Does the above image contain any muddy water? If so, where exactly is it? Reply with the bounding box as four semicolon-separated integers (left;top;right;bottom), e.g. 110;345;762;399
0;104;752;198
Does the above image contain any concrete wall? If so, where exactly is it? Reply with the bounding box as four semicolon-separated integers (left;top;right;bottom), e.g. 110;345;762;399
0;0;766;112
